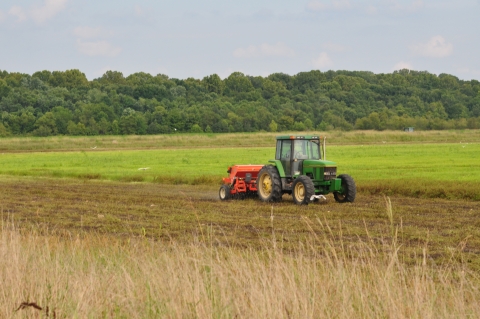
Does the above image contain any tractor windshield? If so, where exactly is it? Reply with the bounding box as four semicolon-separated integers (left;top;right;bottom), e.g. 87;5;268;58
293;140;321;160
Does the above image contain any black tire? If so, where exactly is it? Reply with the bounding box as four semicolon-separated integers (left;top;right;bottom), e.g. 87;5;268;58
292;176;315;205
257;166;282;202
334;174;356;203
219;185;232;201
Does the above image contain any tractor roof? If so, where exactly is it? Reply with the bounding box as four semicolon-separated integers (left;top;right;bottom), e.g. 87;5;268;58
276;135;321;140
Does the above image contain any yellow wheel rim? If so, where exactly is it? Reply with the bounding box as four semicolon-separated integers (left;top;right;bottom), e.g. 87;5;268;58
220;187;226;199
294;183;305;201
259;173;272;198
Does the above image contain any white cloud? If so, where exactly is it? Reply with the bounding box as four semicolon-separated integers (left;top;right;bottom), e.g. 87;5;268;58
393;61;413;71
74;26;118;58
332;0;352;10
233;42;295;58
412;0;424;10
31;0;67;23
411;36;453;58
323;42;348;52
9;6;27;22
76;40;122;57
260;43;295;57
307;0;352;11
307;1;329;11
234;45;257;58
389;0;424;13
73;26;111;39
312;52;333;69
7;0;67;24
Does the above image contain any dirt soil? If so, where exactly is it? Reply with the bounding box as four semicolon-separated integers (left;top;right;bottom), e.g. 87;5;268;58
2;177;480;269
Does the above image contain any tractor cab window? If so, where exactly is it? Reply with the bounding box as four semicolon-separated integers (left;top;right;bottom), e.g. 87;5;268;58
276;140;292;160
293;140;320;160
276;140;292;176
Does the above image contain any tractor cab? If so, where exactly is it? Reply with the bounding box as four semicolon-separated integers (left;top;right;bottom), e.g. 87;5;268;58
275;136;323;177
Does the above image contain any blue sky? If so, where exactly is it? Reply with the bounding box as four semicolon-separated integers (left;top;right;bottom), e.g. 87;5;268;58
0;0;479;80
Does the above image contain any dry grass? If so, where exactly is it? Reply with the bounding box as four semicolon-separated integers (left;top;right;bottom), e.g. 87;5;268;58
1;130;479;152
2;213;480;318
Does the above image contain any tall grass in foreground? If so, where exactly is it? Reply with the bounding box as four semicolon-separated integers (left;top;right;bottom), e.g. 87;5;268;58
1;211;479;318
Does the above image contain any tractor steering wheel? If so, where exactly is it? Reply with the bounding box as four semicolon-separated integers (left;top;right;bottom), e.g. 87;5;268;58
295;152;304;159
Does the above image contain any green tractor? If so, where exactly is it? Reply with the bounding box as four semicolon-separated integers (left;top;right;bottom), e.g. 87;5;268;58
257;135;356;205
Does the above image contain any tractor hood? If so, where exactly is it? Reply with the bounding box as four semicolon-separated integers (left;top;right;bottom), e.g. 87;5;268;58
302;159;337;167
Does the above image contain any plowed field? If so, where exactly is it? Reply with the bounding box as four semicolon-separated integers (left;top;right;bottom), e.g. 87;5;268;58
2;177;480;269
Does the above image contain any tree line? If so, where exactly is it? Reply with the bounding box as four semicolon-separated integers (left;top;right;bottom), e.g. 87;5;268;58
1;68;479;137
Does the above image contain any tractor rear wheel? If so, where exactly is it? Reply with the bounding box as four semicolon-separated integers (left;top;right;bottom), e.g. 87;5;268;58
292;176;315;205
334;174;356;203
219;185;232;201
257;166;282;202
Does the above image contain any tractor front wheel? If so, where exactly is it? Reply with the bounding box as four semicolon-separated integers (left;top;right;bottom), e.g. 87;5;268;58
257;166;282;202
333;174;356;203
292;176;315;205
219;185;232;201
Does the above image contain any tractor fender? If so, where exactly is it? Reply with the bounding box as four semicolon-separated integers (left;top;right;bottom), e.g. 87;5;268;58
267;160;286;178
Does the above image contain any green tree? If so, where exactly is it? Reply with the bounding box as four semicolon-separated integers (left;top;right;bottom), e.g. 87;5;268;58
119;108;147;135
0;122;10;137
67;121;87;135
49;69;88;89
304;118;314;130
1;67;480;136
0;79;12;98
267;72;294;90
294;70;326;93
33;112;58;136
190;124;203;133
32;70;52;83
202;74;225;95
269;120;278;132
293;121;306;131
111;120;120;135
262;79;287;99
100;71;126;85
225;72;254;95
52;107;73;134
119;113;137;135
18;111;36;134
278;115;294;131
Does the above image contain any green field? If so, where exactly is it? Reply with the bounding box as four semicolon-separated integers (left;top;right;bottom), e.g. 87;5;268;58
1;135;479;199
1;143;478;180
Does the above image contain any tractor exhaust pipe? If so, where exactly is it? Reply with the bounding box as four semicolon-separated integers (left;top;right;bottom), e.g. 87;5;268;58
323;136;326;160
